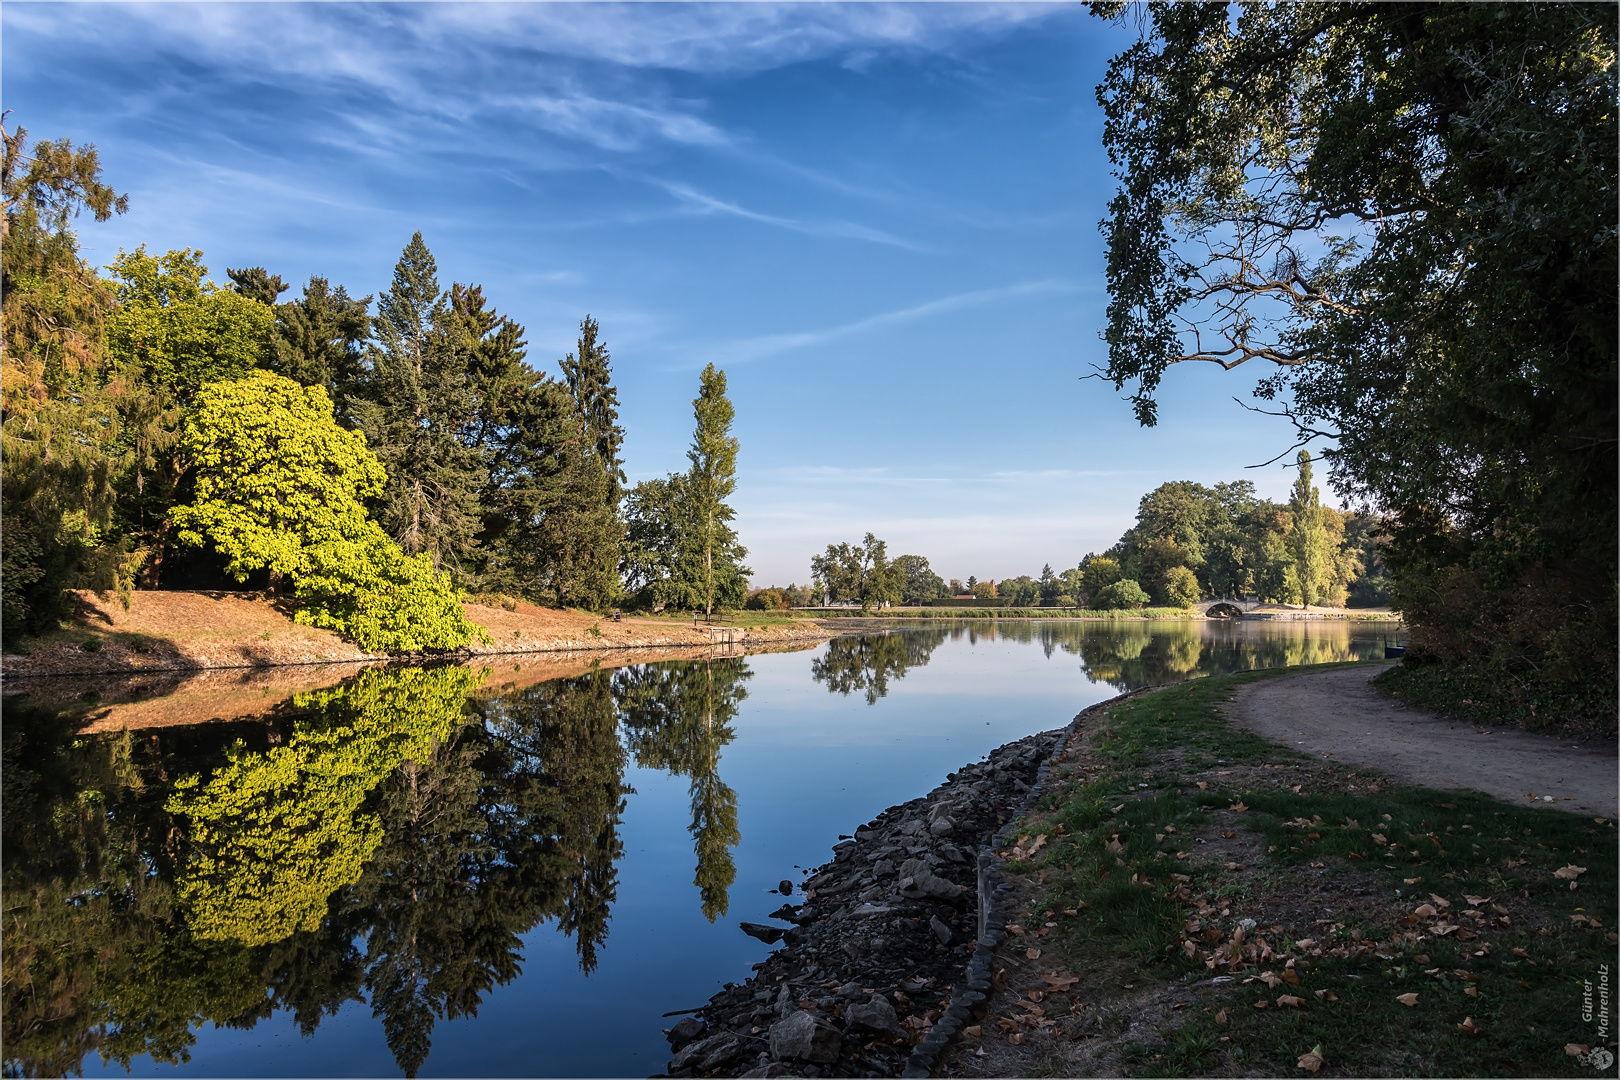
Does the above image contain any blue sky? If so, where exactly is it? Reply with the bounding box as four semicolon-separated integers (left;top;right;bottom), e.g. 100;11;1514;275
4;2;1310;586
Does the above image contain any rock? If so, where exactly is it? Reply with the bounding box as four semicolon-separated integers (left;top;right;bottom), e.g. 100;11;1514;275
779;879;795;895
837;982;863;999
930;915;953;945
769;1010;842;1063
767;904;798;921
850;903;897;917
665;1016;707;1051
671;1033;743;1073
928;817;955;836
896;818;924;836
845;994;906;1041
739;1064;796;1078
741;922;787;944
898;866;965;902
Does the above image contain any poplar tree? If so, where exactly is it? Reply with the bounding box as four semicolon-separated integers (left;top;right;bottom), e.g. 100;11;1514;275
1287;451;1330;608
559;315;625;500
350;234;484;582
684;364;747;618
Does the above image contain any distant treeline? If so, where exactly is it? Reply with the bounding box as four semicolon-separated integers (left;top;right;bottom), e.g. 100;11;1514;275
753;457;1386;612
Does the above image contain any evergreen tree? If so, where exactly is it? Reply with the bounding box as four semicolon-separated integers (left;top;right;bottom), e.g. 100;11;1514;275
351;234;484;581
271;277;372;405
558;315;625;500
1287;451;1330;608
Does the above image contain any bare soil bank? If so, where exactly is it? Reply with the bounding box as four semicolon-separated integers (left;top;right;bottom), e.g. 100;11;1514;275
2;590;834;678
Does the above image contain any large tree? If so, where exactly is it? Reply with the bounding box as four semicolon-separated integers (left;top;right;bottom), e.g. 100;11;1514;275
1091;2;1617;721
350;234;485;582
811;533;900;612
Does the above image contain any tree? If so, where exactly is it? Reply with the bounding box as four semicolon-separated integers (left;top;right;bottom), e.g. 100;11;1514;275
685;364;746;617
171;371;484;651
1080;555;1124;605
351;234;485;581
1095;579;1150;610
811;534;899;612
999;575;1039;606
105;247;273;402
269;276;372;404
893;553;946;605
1162;565;1201;608
558;316;625;501
1091;2;1617;721
1;123;131;636
1287;451;1330;607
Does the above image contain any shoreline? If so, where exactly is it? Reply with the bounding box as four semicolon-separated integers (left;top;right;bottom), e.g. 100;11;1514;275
658;708;1098;1078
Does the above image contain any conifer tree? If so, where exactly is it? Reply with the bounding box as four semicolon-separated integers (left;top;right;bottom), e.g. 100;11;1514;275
351;234;484;582
559;315;625;500
271;277;372;404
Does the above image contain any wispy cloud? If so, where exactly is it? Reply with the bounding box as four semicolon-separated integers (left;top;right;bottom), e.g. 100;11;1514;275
705;279;1091;364
650;179;925;249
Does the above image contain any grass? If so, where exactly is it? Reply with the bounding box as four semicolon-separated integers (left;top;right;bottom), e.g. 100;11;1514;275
1376;659;1616;739
991;665;1618;1077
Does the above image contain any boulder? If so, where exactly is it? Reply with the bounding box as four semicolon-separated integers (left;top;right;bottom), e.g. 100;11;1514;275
898;866;965;901
769;1009;842;1063
665;1016;706;1051
930;914;953;945
671;1033;744;1073
845;995;906;1041
740;921;787;944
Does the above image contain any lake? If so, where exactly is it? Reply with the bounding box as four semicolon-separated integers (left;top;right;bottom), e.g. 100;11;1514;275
1;619;1392;1078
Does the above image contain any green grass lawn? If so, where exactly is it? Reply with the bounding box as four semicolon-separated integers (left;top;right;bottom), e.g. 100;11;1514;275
995;666;1617;1077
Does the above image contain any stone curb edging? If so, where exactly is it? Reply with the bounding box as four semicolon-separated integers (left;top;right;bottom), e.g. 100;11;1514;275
898;686;1165;1078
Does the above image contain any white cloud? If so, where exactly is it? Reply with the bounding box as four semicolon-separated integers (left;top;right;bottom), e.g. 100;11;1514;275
702;279;1091;365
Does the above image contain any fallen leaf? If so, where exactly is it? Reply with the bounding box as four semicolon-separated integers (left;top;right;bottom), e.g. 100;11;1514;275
1026;947;1041;960
1043;974;1080;991
1414;904;1438;917
1221;830;1236;839
995;1017;1020;1032
1371;833;1388;844
1027;834;1049;857
1313;990;1339;1001
1008;1032;1025;1045
1464;894;1490;906
1226;862;1247;871
1197;781;1209;790
1111;804;1125;814
1006;924;1026;936
1403;877;1421;885
1105;835;1125;854
1259;972;1284;988
1228;802;1249;812
1458;1016;1481;1035
1396;993;1419;1007
964;1025;982;1038
1297;1045;1324;1073
1026;990;1045;1003
1294;938;1316;949
1215;1010;1228;1025
1554;864;1587;880
1253;1000;1269;1009
1281;968;1301;985
1277;994;1306;1008
1464;985;1479;998
1511;947;1529;958
1567;1044;1592;1057
1428;893;1451;909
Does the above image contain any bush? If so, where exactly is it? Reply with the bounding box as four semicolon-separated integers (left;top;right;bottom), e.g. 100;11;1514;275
1096;579;1151;610
1162;565;1201;608
746;587;789;611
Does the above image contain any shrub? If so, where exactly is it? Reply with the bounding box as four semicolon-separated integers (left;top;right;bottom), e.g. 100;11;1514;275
1096;579;1151;610
1162;565;1201;608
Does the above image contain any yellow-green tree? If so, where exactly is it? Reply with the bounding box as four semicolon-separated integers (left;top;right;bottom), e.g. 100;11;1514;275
172;371;485;651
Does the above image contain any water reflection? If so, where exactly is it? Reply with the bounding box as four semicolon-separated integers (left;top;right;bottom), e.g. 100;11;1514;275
2;623;1386;1078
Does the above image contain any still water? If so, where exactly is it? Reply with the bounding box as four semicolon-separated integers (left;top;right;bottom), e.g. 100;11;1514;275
3;620;1390;1078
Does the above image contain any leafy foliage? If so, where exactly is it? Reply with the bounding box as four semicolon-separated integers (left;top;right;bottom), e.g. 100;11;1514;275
173;371;484;651
1091;2;1617;721
811;532;901;611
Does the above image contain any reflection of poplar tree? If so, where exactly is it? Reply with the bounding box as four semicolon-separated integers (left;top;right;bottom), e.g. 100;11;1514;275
809;630;948;704
617;659;750;921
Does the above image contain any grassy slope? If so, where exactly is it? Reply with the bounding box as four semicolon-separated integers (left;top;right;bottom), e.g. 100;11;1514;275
963;665;1617;1077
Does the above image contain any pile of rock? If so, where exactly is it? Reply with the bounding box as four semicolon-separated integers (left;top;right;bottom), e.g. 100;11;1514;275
662;730;1063;1078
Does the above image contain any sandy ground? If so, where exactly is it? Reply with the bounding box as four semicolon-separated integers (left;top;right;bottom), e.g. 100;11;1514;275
2;590;832;677
1224;662;1618;819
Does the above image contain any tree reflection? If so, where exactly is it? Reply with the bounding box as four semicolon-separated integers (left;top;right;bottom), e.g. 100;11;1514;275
810;629;949;703
616;658;750;921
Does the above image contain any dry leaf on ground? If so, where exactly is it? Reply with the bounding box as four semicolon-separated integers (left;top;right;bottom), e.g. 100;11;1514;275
1396;993;1419;1006
1297;1045;1325;1072
1554;864;1588;880
1277;995;1306;1008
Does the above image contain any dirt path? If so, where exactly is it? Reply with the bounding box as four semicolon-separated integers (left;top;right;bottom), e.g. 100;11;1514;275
1225;662;1618;819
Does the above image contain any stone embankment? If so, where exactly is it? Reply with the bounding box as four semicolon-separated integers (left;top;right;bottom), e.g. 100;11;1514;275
661;729;1066;1079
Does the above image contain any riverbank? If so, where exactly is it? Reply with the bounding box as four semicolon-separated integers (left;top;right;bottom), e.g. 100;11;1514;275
0;590;834;678
801;606;1401;622
676;663;1616;1078
942;666;1616;1078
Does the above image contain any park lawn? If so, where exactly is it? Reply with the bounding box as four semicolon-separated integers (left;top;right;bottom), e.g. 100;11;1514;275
957;665;1617;1078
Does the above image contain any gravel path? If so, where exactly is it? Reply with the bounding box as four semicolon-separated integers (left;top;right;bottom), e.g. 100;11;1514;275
1224;663;1618;819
